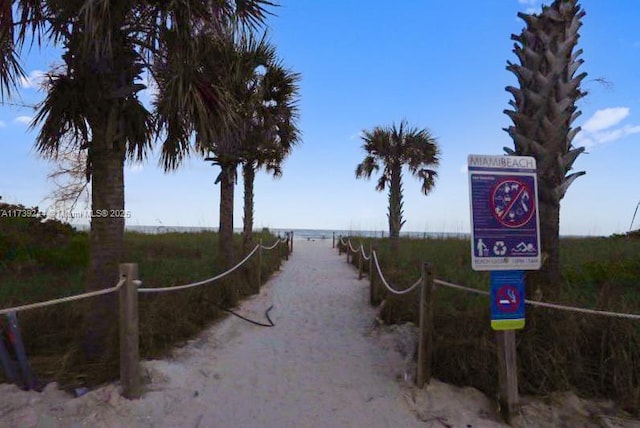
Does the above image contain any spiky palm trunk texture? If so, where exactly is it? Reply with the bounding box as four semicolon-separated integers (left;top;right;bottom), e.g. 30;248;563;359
242;161;256;249
504;0;587;298
388;161;404;252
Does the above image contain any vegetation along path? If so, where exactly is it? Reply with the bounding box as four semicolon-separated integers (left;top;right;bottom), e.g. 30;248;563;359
4;239;506;427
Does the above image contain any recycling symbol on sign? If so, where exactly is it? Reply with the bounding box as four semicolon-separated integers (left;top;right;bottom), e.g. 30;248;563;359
493;241;507;256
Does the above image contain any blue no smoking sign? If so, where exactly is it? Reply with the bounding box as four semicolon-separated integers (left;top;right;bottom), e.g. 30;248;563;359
468;155;541;271
490;270;525;330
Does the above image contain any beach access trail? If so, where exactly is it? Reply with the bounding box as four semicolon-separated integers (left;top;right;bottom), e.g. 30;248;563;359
1;240;510;427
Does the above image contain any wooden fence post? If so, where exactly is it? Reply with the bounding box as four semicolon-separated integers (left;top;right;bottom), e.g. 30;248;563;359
346;242;351;264
284;237;289;260
332;232;335;248
370;245;378;305
289;231;294;254
119;263;140;399
497;330;519;422
257;239;263;293
368;244;373;283
338;235;342;255
416;262;434;388
358;248;363;280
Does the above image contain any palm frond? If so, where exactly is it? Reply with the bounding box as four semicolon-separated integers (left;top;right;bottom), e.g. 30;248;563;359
122;98;154;163
357;120;440;196
230;0;277;30
32;71;91;159
355;155;379;179
0;39;24;99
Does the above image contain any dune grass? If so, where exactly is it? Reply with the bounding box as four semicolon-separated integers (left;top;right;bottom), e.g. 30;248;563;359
341;234;640;413
1;212;285;391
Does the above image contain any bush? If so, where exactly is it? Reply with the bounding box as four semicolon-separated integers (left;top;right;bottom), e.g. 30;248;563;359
0;201;83;273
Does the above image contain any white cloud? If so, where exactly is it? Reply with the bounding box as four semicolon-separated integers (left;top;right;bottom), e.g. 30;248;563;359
575;108;640;148
459;164;468;174
593;124;640;144
19;70;47;89
13;116;33;125
524;7;537;15
582;107;629;133
349;132;364;141
0;120;6;128
518;0;537;4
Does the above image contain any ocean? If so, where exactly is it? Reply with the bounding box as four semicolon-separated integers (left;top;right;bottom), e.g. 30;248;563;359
71;224;469;240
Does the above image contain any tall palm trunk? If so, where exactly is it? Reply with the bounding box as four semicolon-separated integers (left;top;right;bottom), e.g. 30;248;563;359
388;161;403;252
218;162;236;268
83;130;125;361
505;0;586;299
242;160;256;249
539;197;561;291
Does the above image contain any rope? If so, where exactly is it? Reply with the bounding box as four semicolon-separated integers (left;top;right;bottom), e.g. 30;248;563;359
138;245;260;293
0;278;126;315
360;244;371;261
372;251;422;295
339;237;348;247
434;279;490;296
261;239;283;251
433;279;640;320
524;299;640;320
348;240;359;254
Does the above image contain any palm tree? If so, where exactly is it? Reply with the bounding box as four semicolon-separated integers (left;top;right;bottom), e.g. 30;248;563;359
155;28;278;269
355;120;440;250
1;0;275;360
241;56;301;248
504;0;587;299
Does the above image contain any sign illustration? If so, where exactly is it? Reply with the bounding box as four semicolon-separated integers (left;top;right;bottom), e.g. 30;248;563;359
468;155;541;271
491;179;535;228
495;285;520;312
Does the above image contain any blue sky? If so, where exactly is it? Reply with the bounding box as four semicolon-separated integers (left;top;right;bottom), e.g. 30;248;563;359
1;0;639;236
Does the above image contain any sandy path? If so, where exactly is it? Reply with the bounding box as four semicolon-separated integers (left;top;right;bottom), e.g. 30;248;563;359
1;239;508;427
160;239;426;428
16;240;640;426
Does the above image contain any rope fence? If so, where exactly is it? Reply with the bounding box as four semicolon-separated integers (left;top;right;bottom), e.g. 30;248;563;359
341;236;640;320
0;278;126;316
372;251;421;295
0;235;291;399
138;244;261;293
338;235;640;420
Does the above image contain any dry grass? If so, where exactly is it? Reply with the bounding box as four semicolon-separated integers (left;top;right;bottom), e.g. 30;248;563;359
1;229;284;391
342;235;640;413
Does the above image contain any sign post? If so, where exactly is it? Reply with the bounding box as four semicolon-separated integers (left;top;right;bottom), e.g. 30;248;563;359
468;154;541;422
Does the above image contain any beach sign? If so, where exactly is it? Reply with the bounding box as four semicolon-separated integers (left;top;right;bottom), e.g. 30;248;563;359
467;154;541;271
490;270;525;330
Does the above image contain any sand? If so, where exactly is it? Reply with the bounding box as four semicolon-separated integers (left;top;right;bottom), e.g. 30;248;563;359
1;239;638;427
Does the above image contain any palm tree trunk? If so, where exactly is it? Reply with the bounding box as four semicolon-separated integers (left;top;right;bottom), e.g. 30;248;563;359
83;133;125;361
530;194;561;300
218;162;236;270
388;162;403;252
242;161;255;249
